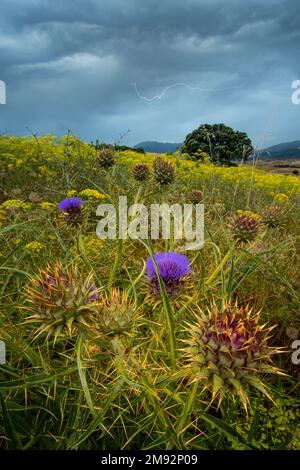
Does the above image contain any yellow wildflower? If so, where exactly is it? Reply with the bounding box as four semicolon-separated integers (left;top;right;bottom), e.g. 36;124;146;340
237;209;261;221
38;165;48;174
85;238;104;252
23;241;45;253
72;236;104;259
39;202;56;210
16;159;24;168
79;189;106;200
274;193;289;205
1;199;31;210
67;189;77;197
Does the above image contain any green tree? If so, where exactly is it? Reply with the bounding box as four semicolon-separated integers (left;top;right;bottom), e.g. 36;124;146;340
182;123;253;164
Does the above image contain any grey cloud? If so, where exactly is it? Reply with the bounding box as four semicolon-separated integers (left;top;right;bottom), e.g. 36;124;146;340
0;0;299;146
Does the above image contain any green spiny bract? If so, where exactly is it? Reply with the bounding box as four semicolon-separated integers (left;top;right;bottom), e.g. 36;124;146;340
24;263;99;341
132;163;149;181
96;288;136;336
231;211;261;243
153;156;175;184
262;205;285;227
98;148;115;168
184;302;284;411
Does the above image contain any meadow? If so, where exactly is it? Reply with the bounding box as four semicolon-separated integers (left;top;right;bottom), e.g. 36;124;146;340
252;159;300;177
0;133;299;450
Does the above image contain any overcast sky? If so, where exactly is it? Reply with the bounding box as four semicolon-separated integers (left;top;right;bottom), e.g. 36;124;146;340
0;0;299;147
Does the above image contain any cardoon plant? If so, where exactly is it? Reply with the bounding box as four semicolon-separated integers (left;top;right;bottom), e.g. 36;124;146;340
98;148;115;168
184;302;284;411
189;189;204;204
153;157;175;184
231;210;260;243
146;252;191;297
24;263;99;340
262;205;285;227
58;197;85;225
132;163;149;181
97;288;135;335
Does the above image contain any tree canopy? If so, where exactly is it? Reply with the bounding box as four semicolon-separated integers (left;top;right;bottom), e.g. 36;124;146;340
182;123;253;164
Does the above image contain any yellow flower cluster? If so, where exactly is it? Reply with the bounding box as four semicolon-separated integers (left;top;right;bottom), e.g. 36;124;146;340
67;189;77;197
15;159;24;168
23;241;45;253
274;193;289;205
79;189;106;200
237;209;261;220
1;134;300;202
0;134;97;180
1;199;31;210
85;237;104;252
72;236;104;259
116;150;300;195
39;202;57;210
38;165;48;174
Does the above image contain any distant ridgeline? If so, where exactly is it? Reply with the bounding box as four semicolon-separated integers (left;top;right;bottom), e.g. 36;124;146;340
259;140;300;159
91;139;145;154
90;138;300;160
134;141;182;153
90;140;182;154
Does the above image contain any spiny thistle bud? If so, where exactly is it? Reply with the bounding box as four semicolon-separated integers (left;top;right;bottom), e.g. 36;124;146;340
58;197;85;225
184;302;284;411
132;163;150;181
261;205;285;227
98;148;115;168
97;288;135;335
231;210;260;243
153;157;175;184
189;189;203;204
24;263;99;341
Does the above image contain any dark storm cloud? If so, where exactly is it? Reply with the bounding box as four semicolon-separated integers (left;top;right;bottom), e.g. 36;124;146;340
0;0;299;146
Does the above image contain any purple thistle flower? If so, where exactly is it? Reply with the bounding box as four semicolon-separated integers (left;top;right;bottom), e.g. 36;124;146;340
58;197;85;225
58;197;84;212
146;252;191;296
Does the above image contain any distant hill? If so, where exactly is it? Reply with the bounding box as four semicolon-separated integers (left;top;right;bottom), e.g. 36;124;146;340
134;139;300;159
134;141;182;153
260;140;300;159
